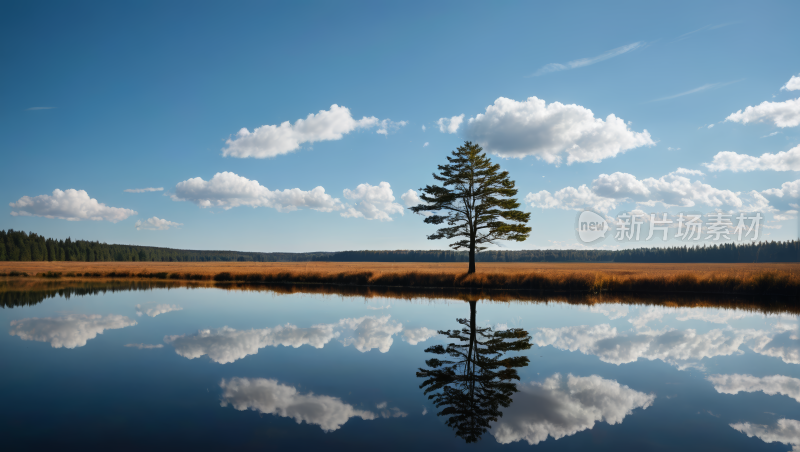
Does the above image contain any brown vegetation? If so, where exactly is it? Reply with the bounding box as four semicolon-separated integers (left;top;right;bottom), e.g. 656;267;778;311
0;261;798;297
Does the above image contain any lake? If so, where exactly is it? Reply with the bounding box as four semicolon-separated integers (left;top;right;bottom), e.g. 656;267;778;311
1;280;798;450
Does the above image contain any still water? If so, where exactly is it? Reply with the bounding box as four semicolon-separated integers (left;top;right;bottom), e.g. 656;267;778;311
1;281;799;450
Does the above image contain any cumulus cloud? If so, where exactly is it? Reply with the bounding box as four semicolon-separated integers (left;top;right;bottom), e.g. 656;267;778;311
125;343;164;349
341;182;404;221
10;189;137;222
704;145;800;172
423;142;429;147
9;314;137;348
726;98;800;128
339;315;403;353
135;303;183;317
526;170;744;214
402;327;438;345
708;374;800;402
400;189;422;208
672;168;705;176
463;97;653;165
171;172;343;212
437;114;464;134
135;217;183;231
124;187;163;193
222;104;399;158
782;74;800;92
165;323;340;364
532;42;644;76
219;377;377;432
730;419;800;450
491;374;655;445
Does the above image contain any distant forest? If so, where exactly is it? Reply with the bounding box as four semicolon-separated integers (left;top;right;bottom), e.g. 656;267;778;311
1;229;798;263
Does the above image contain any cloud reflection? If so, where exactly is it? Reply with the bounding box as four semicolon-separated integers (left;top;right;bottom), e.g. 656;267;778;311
9;314;137;348
220;377;377;432
708;374;800;403
491;373;655;445
166;315;435;364
135;303;183;317
731;418;800;450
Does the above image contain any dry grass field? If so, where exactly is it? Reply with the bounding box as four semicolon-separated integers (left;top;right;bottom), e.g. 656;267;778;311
1;261;798;278
0;261;798;296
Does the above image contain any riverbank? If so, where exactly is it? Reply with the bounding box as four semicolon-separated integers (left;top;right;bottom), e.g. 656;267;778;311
1;262;798;297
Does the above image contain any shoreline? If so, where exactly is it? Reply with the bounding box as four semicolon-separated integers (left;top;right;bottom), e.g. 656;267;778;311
1;262;798;297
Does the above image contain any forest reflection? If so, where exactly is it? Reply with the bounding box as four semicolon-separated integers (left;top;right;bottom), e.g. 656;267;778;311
417;299;531;443
1;277;797;315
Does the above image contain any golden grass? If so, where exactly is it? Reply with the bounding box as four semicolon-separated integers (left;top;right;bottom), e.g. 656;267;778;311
1;261;798;297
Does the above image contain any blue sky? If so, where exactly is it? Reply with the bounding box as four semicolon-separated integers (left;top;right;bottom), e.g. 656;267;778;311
1;0;798;252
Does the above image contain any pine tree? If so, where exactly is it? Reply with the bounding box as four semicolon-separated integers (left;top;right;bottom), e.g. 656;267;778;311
411;141;531;273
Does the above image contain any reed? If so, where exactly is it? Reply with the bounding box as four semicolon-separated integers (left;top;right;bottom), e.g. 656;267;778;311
3;266;797;297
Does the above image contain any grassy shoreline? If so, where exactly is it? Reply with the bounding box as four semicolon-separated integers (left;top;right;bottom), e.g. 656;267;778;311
2;264;798;297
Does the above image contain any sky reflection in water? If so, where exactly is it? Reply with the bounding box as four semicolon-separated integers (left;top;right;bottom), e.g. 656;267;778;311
1;283;798;450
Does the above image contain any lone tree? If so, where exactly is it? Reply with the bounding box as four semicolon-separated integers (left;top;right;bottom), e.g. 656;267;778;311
411;141;531;273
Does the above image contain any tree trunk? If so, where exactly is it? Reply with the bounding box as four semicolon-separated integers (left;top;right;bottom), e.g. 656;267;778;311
468;246;476;273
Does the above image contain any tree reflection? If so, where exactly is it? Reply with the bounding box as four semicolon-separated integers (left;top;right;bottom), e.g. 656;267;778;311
417;299;531;443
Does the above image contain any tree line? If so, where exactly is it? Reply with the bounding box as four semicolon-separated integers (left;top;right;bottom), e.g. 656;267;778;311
1;229;797;263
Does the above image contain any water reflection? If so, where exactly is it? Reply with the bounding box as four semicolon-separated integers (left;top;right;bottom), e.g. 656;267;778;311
165;315;436;364
219;377;406;432
708;374;800;402
534;321;800;369
730;419;800;450
220;377;376;432
417;300;531;443
9;314;137;348
491;373;655;445
135;303;183;317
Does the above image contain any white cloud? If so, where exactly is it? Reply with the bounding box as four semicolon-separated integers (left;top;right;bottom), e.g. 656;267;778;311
341;182;404;221
491;373;655;445
708;374;800;402
532;42;644;76
402;327;438;345
219;377;377;432
464;97;654;165
422;407;428;415
704;145;800;172
781;74;800;92
526;170;744;214
762;131;780;138
135;217;183;231
135;303;183;317
730;419;800;450
223;104;396;158
125;343;164;349
400;189;422;208
667;147;681;151
726;98;800;128
708;124;715;129
423;142;429;147
339;315;403;353
9;314;137;348
376;119;408;135
171;172;343;212
672;167;704;176
124;187;163;193
653;82;736;102
421;125;426;131
10;189;137;222
437;114;464;134
165;323;340;364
